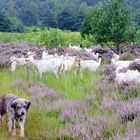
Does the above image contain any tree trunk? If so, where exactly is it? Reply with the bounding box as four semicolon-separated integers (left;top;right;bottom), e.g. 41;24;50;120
116;43;120;54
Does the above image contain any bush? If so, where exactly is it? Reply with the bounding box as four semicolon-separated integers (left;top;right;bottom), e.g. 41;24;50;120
0;28;94;48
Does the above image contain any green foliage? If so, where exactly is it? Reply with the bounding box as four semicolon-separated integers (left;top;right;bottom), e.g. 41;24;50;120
0;12;12;32
0;28;87;47
24;26;43;33
0;0;92;31
0;0;24;33
0;0;140;32
8;16;24;32
81;0;137;51
19;0;39;26
125;0;140;25
135;28;140;43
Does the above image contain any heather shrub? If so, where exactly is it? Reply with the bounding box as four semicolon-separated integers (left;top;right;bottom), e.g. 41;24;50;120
118;82;140;100
104;64;116;75
84;94;95;106
50;99;87;123
52;99;86;111
59;116;115;140
11;78;27;89
128;60;140;72
102;64;117;82
117;100;140;123
125;122;140;139
102;98;140;123
60;108;87;123
96;78;116;104
114;123;140;140
0;42;44;68
28;83;60;101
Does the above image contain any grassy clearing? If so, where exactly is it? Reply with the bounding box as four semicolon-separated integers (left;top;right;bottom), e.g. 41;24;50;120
1;63;139;139
0;68;101;140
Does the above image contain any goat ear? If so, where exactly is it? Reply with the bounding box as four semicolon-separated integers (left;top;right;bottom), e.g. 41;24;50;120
25;100;31;110
11;102;17;109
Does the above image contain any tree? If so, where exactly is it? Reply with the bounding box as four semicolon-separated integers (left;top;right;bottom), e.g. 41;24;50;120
81;0;137;53
7;0;24;32
19;0;38;26
0;12;12;32
57;0;88;31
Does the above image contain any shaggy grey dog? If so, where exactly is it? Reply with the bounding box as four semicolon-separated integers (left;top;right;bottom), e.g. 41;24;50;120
0;94;31;137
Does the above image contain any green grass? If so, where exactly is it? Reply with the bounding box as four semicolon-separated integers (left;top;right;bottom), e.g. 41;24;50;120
0;68;101;140
1;63;137;139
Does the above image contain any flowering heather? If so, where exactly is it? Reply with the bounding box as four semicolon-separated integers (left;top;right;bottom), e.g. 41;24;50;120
133;47;140;56
97;79;116;97
0;42;44;68
119;81;140;99
84;94;95;106
114;124;140;140
51;99;87;122
91;46;115;62
126;124;140;139
28;83;60;101
101;97;120;110
104;64;116;75
60;116;114;140
101;97;140;123
128;59;140;72
52;99;86;111
60;108;87;122
118;100;140;123
11;78;27;89
103;64;117;82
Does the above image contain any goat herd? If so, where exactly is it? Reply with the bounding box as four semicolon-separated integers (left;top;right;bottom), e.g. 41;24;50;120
10;44;140;86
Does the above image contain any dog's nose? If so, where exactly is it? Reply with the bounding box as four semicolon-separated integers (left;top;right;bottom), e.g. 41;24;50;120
21;112;24;116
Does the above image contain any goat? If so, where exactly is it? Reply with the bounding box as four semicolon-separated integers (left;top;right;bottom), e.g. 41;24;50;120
26;56;64;79
83;47;92;53
61;54;75;72
115;69;140;85
10;56;27;72
111;53;133;69
69;44;82;51
80;57;102;72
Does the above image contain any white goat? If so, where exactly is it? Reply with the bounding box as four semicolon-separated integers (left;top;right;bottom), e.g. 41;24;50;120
83;47;92;53
42;50;60;60
26;56;64;79
10;56;27;72
111;54;133;69
60;54;75;72
80;57;102;72
69;44;82;51
115;70;140;85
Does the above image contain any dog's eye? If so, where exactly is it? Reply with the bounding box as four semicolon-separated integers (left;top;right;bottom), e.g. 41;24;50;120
23;105;27;109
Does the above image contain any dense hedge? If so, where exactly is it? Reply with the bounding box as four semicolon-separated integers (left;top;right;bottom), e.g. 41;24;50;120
0;28;94;48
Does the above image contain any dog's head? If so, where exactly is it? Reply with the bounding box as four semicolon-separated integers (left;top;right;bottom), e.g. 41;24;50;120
11;98;31;118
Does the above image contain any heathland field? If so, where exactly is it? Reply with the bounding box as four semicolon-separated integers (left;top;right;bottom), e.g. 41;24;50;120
0;35;140;140
1;0;140;138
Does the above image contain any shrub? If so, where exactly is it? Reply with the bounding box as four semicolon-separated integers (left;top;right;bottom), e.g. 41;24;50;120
28;83;60;101
60;116;115;140
102;98;140;123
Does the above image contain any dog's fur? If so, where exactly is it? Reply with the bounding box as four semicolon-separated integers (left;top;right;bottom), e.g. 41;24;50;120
0;94;31;137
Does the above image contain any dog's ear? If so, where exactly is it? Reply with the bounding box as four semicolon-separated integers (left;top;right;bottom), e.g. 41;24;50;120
25;100;31;110
11;102;17;109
